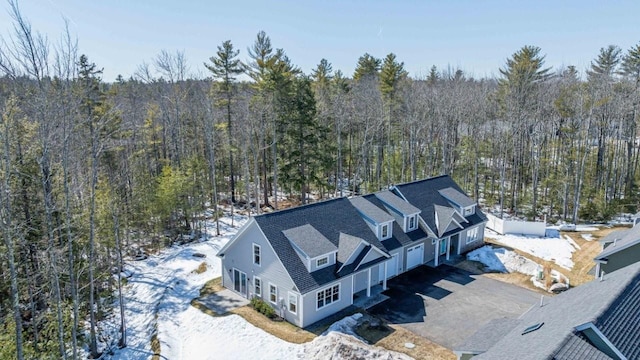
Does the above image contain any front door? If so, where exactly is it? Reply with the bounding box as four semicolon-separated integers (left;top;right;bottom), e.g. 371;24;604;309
439;239;447;255
233;268;247;297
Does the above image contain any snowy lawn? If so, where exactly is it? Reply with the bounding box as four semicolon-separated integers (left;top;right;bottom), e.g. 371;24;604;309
102;212;409;360
486;229;577;269
467;245;540;276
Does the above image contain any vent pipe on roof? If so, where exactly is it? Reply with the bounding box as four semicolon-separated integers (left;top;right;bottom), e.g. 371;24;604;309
613;239;617;246
600;270;605;282
540;295;544;307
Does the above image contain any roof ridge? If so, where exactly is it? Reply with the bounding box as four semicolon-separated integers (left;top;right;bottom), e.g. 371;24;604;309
254;196;346;218
392;174;450;188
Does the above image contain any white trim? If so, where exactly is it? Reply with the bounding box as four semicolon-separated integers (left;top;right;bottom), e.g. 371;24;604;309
575;322;627;360
355;246;390;271
252;243;262;266
316;283;340;310
253;276;262;298
466;227;479;244
217;217;255;256
316;256;329;268
287;292;298;315
268;283;278;304
253;223;301;295
337;240;369;273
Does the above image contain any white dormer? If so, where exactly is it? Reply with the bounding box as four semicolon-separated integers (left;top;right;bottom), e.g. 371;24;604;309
349;196;395;241
375;190;421;233
438;187;477;218
378;221;393;240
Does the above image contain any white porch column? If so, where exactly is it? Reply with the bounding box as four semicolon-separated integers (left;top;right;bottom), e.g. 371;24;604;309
351;274;355;305
383;262;388;290
434;241;439;267
367;267;372;297
446;236;451;261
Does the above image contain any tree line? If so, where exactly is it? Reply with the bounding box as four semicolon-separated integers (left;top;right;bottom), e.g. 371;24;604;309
1;2;640;358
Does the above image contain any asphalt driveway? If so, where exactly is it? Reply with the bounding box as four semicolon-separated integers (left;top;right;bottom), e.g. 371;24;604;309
369;265;539;349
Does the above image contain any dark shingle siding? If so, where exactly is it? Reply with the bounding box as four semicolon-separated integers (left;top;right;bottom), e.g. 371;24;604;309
553;333;613;360
595;272;640;359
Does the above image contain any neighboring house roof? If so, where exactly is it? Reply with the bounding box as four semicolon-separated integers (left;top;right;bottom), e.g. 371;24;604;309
595;224;640;261
375;190;420;215
283;224;337;258
472;261;640;360
254;197;388;294
598;229;630;245
438;187;476;208
455;318;520;355
362;194;429;251
349;196;395;224
394;175;487;236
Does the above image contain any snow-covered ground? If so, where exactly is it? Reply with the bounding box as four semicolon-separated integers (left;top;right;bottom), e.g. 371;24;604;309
486;229;577;269
100;211;409;360
467;246;540;276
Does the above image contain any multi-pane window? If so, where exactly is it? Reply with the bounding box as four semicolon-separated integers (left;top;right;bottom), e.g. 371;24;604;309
409;215;416;230
466;227;479;244
288;293;297;314
253;244;261;265
316;257;328;267
316;284;340;309
254;277;262;298
269;284;277;303
381;224;388;238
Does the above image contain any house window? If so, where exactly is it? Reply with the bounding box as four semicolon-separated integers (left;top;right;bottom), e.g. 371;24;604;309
254;277;262;298
288;292;297;314
317;257;328;267
269;283;277;304
466;227;479;244
381;224;389;238
409;215;416;230
253;244;261;266
317;284;340;309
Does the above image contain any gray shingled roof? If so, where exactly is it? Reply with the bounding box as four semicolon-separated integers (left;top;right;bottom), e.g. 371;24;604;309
473;261;640;360
598;228;630;245
337;233;364;264
349;196;395;224
439;187;476;208
434;204;457;237
595;224;640;260
455;318;520;354
394;175;487;238
282;224;337;259
254;197;387;294
553;333;613;360
362;194;429;251
375;190;420;215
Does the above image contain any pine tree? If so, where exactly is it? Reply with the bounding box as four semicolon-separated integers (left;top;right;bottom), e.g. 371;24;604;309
205;40;244;204
353;53;381;81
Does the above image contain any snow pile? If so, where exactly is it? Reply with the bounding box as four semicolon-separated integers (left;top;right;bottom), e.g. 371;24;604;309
575;225;600;232
488;232;576;269
102;212;413;360
467;246;539;275
581;233;595;241
302;332;412;360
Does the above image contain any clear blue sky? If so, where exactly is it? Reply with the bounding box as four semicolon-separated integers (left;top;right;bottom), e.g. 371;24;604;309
1;0;638;82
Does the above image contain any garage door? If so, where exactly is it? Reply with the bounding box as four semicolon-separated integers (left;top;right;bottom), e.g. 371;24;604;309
406;244;424;269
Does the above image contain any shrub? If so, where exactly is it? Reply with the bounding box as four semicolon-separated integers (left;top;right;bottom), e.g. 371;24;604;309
250;297;276;319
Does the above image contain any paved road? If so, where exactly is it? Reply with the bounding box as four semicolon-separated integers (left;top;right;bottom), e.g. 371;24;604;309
369;265;540;349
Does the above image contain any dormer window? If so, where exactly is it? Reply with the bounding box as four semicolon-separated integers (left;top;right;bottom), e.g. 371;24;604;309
382;224;389;238
317;256;328;267
409;215;415;229
463;206;474;217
